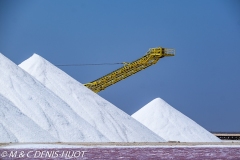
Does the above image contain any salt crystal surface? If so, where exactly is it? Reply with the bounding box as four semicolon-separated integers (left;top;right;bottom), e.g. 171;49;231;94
0;53;108;142
0;94;56;142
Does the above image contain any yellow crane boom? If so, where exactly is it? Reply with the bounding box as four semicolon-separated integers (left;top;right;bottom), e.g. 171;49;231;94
84;47;175;93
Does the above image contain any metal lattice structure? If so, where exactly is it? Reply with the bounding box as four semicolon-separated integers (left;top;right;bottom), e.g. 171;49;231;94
84;47;175;93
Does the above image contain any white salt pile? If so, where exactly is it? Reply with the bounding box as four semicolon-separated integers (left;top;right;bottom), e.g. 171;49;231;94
0;94;56;142
19;54;165;142
0;53;108;142
132;98;221;142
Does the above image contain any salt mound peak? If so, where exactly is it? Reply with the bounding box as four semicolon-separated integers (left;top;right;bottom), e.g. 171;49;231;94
0;53;108;142
0;94;56;142
19;53;165;142
132;98;221;142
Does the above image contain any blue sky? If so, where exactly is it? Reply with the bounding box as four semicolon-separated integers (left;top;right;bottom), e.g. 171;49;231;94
1;0;240;132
